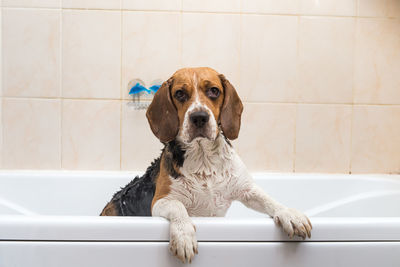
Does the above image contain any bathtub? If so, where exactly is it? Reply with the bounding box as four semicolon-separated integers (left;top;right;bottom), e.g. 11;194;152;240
0;171;399;267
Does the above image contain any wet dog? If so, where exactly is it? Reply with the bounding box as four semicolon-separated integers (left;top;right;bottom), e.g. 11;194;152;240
101;67;312;263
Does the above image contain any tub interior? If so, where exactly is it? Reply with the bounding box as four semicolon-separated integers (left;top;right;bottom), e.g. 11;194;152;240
0;172;399;218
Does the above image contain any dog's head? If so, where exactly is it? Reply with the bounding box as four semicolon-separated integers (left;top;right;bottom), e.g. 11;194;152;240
146;67;243;144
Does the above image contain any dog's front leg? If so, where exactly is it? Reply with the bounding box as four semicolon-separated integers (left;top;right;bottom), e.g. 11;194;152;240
238;182;312;239
152;198;198;263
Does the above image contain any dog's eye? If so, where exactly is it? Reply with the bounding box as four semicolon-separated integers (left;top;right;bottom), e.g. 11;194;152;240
174;89;188;102
207;87;220;99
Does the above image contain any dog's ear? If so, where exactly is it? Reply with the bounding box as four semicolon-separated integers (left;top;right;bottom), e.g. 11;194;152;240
219;74;243;140
146;77;179;143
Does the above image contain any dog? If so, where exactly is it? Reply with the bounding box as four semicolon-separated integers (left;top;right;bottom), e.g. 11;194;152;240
100;67;312;263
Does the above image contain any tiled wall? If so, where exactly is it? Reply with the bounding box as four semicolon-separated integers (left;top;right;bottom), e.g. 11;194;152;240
1;0;400;173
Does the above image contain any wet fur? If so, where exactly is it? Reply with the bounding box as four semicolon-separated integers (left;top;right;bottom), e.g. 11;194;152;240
100;141;186;216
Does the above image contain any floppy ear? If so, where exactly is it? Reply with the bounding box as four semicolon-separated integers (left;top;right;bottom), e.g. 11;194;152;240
219;74;243;140
146;78;179;143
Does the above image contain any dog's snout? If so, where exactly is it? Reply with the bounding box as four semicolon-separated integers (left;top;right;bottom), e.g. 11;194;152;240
190;111;209;128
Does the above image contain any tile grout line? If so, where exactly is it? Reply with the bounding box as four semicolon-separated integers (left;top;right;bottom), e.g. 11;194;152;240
293;15;301;173
1;6;400;20
2;96;400;106
293;103;298;173
349;14;359;174
59;6;63;170
119;1;123;170
355;0;359;17
349;92;354;174
180;0;183;68
238;0;242;111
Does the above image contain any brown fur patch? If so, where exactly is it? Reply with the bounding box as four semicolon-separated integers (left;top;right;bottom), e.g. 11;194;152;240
219;74;243;140
100;202;118;216
151;153;173;212
146;78;179;143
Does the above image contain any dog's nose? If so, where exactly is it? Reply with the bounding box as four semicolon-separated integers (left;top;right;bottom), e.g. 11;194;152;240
190;111;209;128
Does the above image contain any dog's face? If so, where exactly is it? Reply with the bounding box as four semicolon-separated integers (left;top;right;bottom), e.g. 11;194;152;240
146;67;243;143
172;68;224;143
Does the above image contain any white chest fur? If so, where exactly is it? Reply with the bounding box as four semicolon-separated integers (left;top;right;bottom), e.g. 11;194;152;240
168;135;247;217
169;171;235;216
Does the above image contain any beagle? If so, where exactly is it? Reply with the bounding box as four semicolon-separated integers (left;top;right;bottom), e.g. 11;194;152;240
101;67;312;263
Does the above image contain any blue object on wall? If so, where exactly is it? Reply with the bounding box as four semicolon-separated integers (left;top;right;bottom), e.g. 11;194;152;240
129;83;150;95
129;83;161;95
149;84;161;93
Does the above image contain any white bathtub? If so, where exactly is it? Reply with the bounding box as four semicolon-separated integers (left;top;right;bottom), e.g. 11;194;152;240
0;171;399;267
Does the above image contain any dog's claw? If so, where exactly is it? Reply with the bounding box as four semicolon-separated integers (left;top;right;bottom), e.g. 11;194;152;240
303;221;312;238
274;208;312;240
169;219;197;263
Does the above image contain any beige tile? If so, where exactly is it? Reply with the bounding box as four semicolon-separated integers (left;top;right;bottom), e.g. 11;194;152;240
297;17;355;103
295;104;352;173
122;11;180;99
182;13;240;87
354;18;400;104
62;100;120;170
240;15;298;102
3;0;60;8
62;10;121;99
387;0;400;18
351;105;400;174
121;101;163;170
359;0;400;18
183;0;240;12
62;0;120;9
2;98;61;169
122;0;181;11
234;103;296;172
2;9;60;97
299;0;356;16
242;0;299;14
357;0;388;17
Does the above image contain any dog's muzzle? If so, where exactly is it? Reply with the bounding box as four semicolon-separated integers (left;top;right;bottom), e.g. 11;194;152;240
190;111;209;129
187;110;214;141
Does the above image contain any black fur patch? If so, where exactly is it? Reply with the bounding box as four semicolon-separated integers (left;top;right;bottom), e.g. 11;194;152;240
164;140;186;179
100;140;186;216
167;140;186;167
103;157;160;216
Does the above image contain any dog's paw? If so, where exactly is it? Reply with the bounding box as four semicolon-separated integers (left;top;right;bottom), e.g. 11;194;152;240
273;208;312;239
169;218;198;263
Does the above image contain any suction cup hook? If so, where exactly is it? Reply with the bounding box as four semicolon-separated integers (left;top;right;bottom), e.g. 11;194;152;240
127;79;163;110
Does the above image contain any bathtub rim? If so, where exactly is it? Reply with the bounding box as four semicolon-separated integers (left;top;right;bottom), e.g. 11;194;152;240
0;215;399;242
0;170;399;242
0;169;399;181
